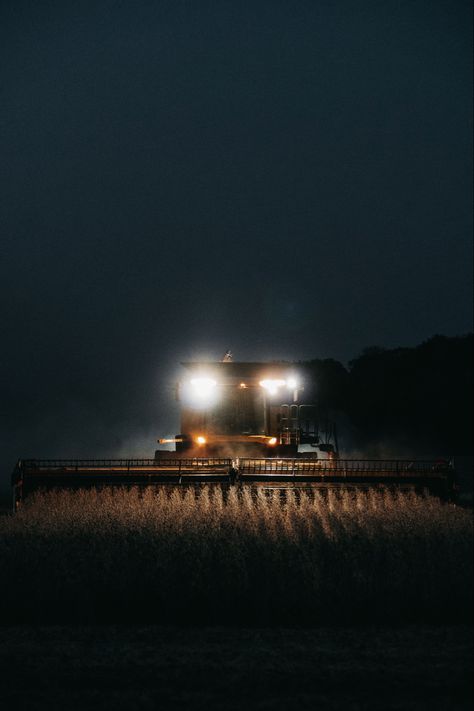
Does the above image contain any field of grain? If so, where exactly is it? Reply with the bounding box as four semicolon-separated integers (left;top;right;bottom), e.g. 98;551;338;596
0;487;472;625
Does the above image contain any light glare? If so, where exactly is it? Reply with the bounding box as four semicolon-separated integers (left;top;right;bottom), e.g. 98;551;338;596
182;376;220;409
259;379;286;395
190;377;217;396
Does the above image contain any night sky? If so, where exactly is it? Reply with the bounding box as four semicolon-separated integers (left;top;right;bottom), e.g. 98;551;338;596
1;0;472;481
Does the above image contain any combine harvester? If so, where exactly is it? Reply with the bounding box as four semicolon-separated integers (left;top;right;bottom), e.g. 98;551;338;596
12;354;457;508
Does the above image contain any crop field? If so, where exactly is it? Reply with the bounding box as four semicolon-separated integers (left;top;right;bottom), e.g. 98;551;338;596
1;486;472;625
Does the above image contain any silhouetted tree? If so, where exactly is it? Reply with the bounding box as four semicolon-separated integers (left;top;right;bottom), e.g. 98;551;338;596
302;334;473;456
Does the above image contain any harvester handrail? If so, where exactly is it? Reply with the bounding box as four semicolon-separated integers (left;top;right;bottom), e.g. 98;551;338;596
237;458;452;476
17;458;232;471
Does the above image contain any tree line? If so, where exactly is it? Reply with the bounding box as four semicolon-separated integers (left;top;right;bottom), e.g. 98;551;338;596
302;334;473;456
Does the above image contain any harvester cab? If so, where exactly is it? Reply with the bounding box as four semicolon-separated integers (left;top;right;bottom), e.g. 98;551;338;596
155;360;337;460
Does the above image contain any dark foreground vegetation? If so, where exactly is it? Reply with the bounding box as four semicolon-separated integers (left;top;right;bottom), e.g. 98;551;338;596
0;625;472;711
1;487;471;626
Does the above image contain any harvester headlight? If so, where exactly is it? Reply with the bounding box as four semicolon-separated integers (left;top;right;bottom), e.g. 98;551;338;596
196;436;207;445
268;437;278;446
182;377;220;409
286;377;299;390
190;377;217;395
259;379;286;395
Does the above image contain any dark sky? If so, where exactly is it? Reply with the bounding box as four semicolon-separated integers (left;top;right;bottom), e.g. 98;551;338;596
1;0;472;478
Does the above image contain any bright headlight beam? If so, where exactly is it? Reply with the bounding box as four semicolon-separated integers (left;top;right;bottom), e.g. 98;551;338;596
182;376;220;409
259;379;286;395
190;377;217;397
